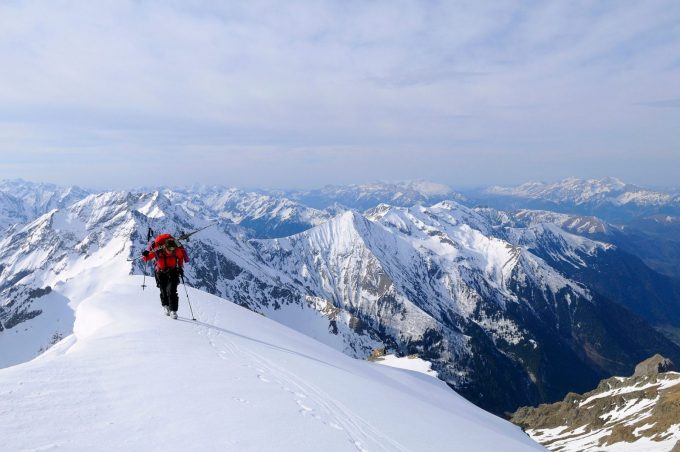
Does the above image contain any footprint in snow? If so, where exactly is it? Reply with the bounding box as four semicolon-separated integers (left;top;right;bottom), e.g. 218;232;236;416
257;375;270;383
328;422;344;431
283;387;307;398
353;441;369;452
296;400;313;412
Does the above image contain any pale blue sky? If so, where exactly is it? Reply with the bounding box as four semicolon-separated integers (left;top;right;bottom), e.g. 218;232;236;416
0;0;678;189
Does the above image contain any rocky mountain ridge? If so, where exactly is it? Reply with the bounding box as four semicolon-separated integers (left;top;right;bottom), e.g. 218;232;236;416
512;355;680;451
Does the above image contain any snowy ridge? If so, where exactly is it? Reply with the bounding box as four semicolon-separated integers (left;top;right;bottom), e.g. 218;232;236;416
506;223;613;269
472;206;617;270
165;186;330;238
0;274;542;451
511;210;611;235
367;201;588;306
0;191;157;366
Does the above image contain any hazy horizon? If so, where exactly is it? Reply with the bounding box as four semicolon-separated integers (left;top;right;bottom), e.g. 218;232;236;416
2;174;678;195
1;1;678;189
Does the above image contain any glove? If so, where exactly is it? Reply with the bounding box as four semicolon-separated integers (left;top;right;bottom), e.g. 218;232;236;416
142;250;149;257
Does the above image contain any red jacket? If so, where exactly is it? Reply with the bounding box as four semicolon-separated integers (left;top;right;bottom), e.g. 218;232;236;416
142;234;189;272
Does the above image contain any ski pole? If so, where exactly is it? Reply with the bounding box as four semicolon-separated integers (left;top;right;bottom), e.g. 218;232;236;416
180;273;196;321
141;261;147;290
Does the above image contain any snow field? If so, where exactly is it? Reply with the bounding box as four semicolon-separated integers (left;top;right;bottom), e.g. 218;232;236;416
0;276;542;451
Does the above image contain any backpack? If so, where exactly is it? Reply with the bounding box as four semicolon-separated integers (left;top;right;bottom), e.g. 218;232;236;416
152;233;175;250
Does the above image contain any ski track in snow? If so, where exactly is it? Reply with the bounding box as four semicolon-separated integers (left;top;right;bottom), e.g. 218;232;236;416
197;305;407;452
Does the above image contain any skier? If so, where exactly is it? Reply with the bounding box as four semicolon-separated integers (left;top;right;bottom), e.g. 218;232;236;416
142;234;189;319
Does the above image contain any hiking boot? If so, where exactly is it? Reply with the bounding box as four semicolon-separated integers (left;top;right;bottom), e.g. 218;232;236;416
171;311;178;319
164;306;170;316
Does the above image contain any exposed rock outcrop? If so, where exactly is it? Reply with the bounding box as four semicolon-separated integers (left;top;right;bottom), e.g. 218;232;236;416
634;354;677;377
512;355;680;451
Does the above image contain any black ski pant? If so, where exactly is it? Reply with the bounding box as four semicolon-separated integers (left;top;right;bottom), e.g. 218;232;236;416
156;269;180;312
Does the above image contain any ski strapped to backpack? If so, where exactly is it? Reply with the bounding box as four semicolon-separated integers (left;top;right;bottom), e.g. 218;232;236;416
175;222;217;242
127;222;216;262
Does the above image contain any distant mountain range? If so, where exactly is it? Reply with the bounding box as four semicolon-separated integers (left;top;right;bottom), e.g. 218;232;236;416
275;180;466;211
474;176;680;222
0;179;90;231
166;186;332;238
2;178;680;418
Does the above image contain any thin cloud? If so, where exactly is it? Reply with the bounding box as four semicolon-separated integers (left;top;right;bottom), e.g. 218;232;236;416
636;99;680;108
0;0;678;187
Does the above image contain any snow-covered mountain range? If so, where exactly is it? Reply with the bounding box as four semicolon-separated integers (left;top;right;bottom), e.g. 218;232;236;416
485;177;680;208
474;177;680;226
0;179;90;232
278;180;466;211
2;179;680;420
165;186;331;238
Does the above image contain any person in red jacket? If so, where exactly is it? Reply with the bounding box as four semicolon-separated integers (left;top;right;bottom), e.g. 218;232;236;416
142;233;189;319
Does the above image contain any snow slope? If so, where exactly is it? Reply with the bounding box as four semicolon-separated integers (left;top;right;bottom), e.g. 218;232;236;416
0;275;542;452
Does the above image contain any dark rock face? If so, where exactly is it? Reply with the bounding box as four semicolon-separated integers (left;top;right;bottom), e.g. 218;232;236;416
634;354;677;376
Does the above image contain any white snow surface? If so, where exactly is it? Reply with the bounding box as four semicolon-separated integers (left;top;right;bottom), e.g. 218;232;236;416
374;354;439;378
0;275;542;452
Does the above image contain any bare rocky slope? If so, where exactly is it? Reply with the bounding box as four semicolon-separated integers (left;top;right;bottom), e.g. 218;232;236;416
512;355;680;451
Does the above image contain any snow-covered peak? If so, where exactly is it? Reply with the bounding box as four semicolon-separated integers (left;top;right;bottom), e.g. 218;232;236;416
369;203;586;305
